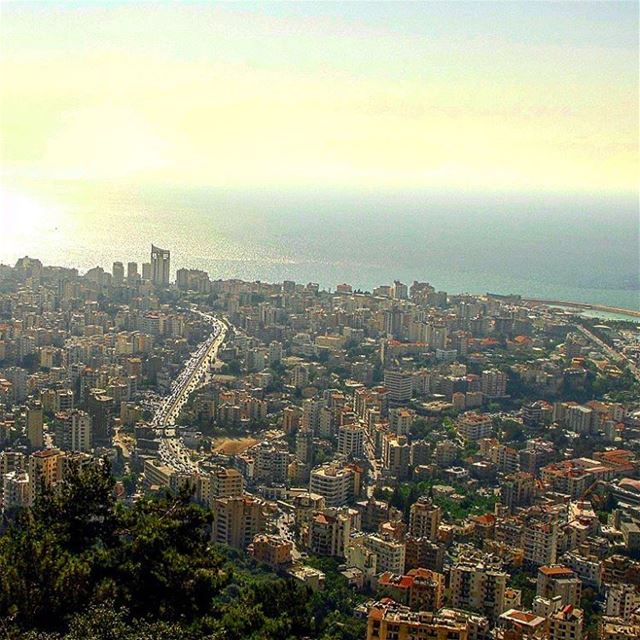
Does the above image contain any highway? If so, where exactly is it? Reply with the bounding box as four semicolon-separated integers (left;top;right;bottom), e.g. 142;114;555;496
523;298;640;319
575;323;640;384
151;310;227;429
363;428;381;498
150;310;227;473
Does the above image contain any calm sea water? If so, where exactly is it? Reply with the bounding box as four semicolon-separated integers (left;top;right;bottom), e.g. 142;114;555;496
1;179;638;310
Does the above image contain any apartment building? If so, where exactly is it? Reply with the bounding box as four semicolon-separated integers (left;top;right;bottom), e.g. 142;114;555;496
211;495;268;550
377;568;445;611
363;534;406;575
537;565;582;607
337;422;365;458
409;497;442;540
308;509;351;558
449;561;508;621
249;534;292;569
310;463;355;507
367;600;469;640
457;412;493;441
548;604;584;640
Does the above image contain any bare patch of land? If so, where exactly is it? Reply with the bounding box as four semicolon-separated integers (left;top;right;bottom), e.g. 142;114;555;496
212;437;259;455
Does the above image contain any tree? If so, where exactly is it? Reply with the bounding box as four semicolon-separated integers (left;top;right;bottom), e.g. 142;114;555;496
0;461;365;639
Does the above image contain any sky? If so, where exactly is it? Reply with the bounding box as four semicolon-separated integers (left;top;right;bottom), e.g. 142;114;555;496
0;1;638;192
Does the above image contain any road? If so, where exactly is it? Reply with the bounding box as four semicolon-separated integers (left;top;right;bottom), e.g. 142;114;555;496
150;310;227;470
272;509;302;562
151;311;227;429
523;298;640;319
363;428;381;497
575;323;640;384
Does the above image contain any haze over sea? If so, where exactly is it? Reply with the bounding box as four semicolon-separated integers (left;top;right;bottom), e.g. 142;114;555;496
1;180;638;311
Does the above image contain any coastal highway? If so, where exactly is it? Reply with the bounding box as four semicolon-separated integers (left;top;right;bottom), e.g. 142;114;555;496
575;323;640;384
151;311;227;429
523;296;640;382
523;298;640;319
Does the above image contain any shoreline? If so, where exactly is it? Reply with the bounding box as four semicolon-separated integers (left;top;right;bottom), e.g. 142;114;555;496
523;298;640;319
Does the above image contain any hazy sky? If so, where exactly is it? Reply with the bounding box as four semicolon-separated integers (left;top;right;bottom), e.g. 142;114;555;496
1;1;637;192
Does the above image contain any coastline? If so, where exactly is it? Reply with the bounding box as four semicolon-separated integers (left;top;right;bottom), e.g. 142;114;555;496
523;298;640;319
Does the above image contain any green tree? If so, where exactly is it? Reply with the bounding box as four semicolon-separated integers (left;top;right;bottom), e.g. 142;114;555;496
0;460;365;640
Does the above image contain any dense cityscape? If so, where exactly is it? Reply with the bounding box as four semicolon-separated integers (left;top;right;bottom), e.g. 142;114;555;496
0;245;639;639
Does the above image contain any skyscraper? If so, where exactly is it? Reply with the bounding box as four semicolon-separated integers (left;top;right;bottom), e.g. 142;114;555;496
112;261;124;286
126;262;139;284
150;245;170;286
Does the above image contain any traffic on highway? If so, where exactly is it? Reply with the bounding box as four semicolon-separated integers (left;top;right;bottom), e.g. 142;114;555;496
150;310;227;471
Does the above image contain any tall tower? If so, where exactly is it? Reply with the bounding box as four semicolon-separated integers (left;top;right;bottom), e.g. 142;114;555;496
127;262;139;284
112;261;124;286
27;401;44;450
150;245;170;286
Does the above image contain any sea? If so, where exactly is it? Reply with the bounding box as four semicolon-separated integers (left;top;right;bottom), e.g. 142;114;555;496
1;179;638;312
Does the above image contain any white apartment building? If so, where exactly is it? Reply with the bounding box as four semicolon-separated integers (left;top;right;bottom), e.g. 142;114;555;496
310;464;354;507
362;533;406;575
337;423;365;458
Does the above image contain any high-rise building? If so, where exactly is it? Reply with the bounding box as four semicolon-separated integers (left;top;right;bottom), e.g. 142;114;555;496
55;389;74;412
28;449;63;502
70;410;93;453
197;467;244;507
362;534;406;575
87;389;113;447
391;280;408;300
337;423;365;458
211;495;268;550
253;441;289;484
310;463;356;507
382;433;410;480
282;280;296;294
450;561;508;621
384;369;413;404
308;509;352;558
456;412;493;441
150;244;171;286
26;401;44;450
404;536;445;573
295;427;314;465
524;519;558;566
383;308;404;339
112;261;124;285
0;451;26;477
126;261;139;284
481;369;508;398
409;497;441;540
565;404;594;435
501;472;535;513
2;470;31;509
389;408;414;436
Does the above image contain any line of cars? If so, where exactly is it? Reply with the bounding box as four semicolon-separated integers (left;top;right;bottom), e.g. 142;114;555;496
151;311;227;470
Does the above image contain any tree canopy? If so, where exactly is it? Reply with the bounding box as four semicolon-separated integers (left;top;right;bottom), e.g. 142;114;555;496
0;461;364;640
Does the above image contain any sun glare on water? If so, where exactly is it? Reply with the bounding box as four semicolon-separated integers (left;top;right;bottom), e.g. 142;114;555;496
0;186;53;259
